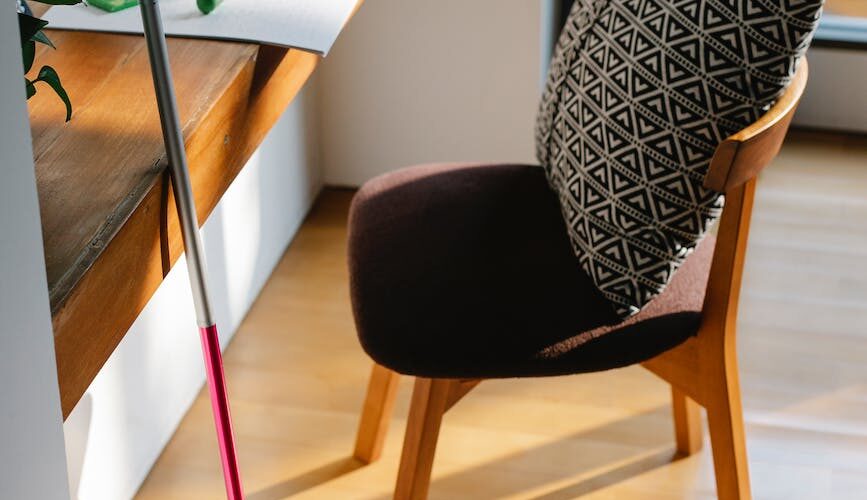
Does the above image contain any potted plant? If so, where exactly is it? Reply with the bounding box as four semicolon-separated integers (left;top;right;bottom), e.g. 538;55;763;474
18;0;81;121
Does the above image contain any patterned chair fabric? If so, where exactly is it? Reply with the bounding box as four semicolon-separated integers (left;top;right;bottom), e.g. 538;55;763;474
536;0;824;318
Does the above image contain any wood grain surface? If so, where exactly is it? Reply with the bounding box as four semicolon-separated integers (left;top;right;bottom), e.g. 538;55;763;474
29;30;319;418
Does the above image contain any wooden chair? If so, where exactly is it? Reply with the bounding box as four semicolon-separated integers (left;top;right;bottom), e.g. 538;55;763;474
350;61;808;500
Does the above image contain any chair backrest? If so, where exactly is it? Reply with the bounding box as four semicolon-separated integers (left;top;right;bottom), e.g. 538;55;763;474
704;61;810;193
700;60;809;341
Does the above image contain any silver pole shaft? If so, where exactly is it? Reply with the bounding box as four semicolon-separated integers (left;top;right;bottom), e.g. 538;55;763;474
139;0;214;327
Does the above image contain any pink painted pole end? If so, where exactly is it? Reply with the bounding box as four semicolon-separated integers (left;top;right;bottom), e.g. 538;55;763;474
200;324;244;500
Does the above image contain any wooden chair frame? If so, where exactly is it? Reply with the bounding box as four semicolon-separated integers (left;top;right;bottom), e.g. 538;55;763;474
352;61;810;500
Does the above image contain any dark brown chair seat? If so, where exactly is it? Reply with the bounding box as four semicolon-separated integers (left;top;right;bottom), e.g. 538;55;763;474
348;162;714;379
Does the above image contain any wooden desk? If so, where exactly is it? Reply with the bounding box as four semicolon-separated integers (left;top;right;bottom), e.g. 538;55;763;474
30;29;322;418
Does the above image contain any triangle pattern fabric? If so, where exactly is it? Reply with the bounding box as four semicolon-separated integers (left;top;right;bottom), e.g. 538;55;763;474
536;0;823;318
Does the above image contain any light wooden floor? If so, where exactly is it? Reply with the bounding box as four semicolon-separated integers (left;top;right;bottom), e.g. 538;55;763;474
136;131;867;500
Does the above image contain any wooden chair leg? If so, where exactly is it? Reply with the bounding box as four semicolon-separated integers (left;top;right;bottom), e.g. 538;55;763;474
354;363;401;464
395;378;455;500
706;368;751;500
671;386;703;456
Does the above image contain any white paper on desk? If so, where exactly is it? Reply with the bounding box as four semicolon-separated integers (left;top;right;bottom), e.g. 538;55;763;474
43;0;357;55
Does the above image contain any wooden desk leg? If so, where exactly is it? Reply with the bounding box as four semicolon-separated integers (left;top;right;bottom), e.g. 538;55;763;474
354;363;401;464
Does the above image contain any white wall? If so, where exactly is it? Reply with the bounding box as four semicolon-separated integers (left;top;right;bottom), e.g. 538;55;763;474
318;0;544;186
63;84;323;500
0;5;70;499
794;47;867;133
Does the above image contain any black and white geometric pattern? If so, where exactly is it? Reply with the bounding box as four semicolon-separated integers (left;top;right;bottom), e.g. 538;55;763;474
536;0;823;318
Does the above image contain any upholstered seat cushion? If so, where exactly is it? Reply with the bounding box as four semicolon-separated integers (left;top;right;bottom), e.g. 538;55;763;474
349;163;714;378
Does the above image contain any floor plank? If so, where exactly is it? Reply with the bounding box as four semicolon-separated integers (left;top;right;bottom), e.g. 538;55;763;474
136;131;867;499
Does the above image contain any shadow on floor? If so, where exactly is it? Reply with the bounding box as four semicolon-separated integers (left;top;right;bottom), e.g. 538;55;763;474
245;405;692;499
363;405;689;500
246;456;364;500
528;447;683;500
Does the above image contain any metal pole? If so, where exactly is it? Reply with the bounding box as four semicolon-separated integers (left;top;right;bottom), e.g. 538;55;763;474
138;1;243;498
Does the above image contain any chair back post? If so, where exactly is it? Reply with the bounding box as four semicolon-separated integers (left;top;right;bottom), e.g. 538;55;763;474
699;61;809;355
698;178;757;352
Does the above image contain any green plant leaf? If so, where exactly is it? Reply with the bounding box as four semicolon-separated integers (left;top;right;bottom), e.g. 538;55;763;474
25;78;37;99
31;0;84;5
34;66;72;122
32;30;56;49
22;39;36;74
19;3;80;120
18;13;49;46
